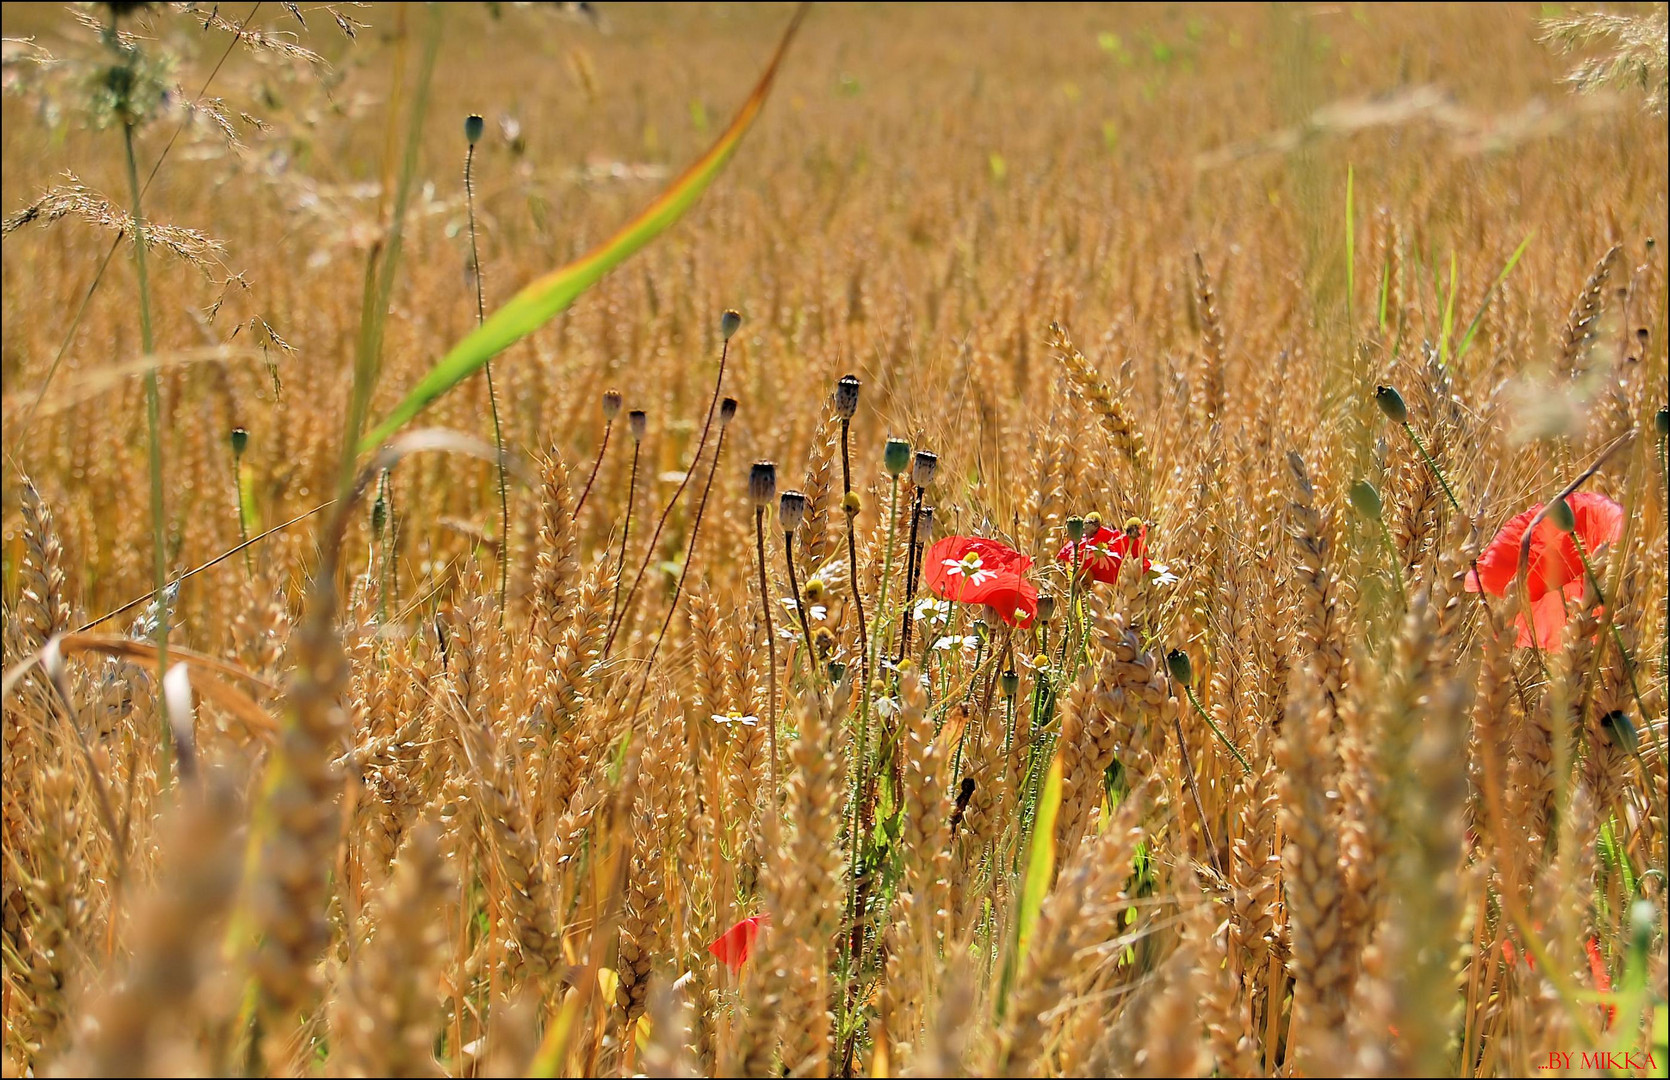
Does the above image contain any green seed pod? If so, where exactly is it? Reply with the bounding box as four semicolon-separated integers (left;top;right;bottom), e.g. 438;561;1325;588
1600;710;1639;754
1548;496;1575;533
1065;515;1086;542
999;669;1020;699
1656;406;1668;437
827;660;848;684
1349;479;1384;520
835;374;861;420
1375;384;1408;424
1165;648;1193;686
229;426;249;457
884;437;911;476
464;114;485;145
749;461;778;507
721;309;742;340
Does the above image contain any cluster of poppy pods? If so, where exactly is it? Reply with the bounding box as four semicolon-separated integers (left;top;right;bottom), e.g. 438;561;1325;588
1465;491;1624;648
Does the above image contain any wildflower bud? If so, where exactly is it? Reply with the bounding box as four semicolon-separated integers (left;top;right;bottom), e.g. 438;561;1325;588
1165;648;1193;686
1374;384;1408;424
628;409;647;441
1085;511;1102;532
835;374;861;419
721;309;743;340
1548;496;1575;533
749;461;778;507
804;578;826;603
602;389;623;421
779;490;807;533
1349;479;1384;520
911;450;938;488
1000;669;1020;699
371;494;387;539
843;491;862;516
1065;516;1086;542
1036;594;1056;623
1657;406;1669;437
719;397;739;426
229;426;249;456
870;678;888;696
1600;710;1639;754
813;626;835;656
827;660;848;683
464;114;485;145
884;437;911;476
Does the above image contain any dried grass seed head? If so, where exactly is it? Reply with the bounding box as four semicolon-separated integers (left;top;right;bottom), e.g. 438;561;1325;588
912;450;939;487
720;396;739;426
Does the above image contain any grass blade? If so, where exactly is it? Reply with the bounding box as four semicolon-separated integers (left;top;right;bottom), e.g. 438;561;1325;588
358;4;808;454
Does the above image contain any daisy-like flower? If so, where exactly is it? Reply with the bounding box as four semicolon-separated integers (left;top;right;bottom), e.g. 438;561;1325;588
1057;520;1152;584
923;536;1038;628
709;713;760;727
914;597;953;626
780;596;829;620
934;634;980;653
1465;491;1623;648
1148;561;1179;587
709;913;770;973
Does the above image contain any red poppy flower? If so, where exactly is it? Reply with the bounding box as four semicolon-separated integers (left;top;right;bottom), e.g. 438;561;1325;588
1465;492;1622;649
1586;936;1615;1027
924;536;1038;628
709;913;770;973
1056;523;1152;584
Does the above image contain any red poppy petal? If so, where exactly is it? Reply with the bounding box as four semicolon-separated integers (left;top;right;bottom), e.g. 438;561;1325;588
1570;492;1624;549
1515;586;1574;649
1473;506;1539;597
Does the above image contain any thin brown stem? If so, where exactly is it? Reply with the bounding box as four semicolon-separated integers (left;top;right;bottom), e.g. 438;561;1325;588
756;506;781;821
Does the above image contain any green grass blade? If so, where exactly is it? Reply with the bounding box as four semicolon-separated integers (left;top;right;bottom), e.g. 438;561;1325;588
1455;230;1534;361
359;5;807;454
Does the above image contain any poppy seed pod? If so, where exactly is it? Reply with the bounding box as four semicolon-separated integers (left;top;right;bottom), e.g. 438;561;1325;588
1165;648;1193;686
719;397;739;426
827;660;848;684
1065;516;1086;542
1000;669;1020;699
1375;384;1408;424
1548;496;1575;533
843;491;862;516
1035;593;1056;623
779;490;808;533
1349;479;1384;520
464;114;485;145
230;427;249;456
1600;710;1639;753
912;450;938;488
371;494;387;539
628;409;647;441
721;309;743;340
749;461;778;507
884;437;911;476
835;374;861;419
1123;516;1142;536
602;389;623;421
1656;406;1668;437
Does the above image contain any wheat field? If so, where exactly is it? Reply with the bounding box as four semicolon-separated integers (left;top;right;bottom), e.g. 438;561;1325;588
1;2;1667;1076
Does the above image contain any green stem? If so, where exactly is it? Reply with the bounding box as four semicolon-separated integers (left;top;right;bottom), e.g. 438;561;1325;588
122;118;170;725
1403;421;1462;514
1182;681;1251;775
1376;517;1407;602
465;142;510;619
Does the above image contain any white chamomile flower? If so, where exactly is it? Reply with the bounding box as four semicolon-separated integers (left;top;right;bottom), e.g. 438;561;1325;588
914;597;953;625
934;634;980;653
1149;562;1179;587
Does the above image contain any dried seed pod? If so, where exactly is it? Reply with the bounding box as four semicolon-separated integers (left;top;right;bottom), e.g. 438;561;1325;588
835;374;861;419
750;461;778;507
628;409;648;441
720;396;739;426
911;450;938;488
779;490;808;533
603;389;623;420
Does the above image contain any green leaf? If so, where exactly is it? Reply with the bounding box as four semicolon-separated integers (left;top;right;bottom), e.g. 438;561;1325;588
1455;231;1534;361
357;5;807;454
1016;749;1063;961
